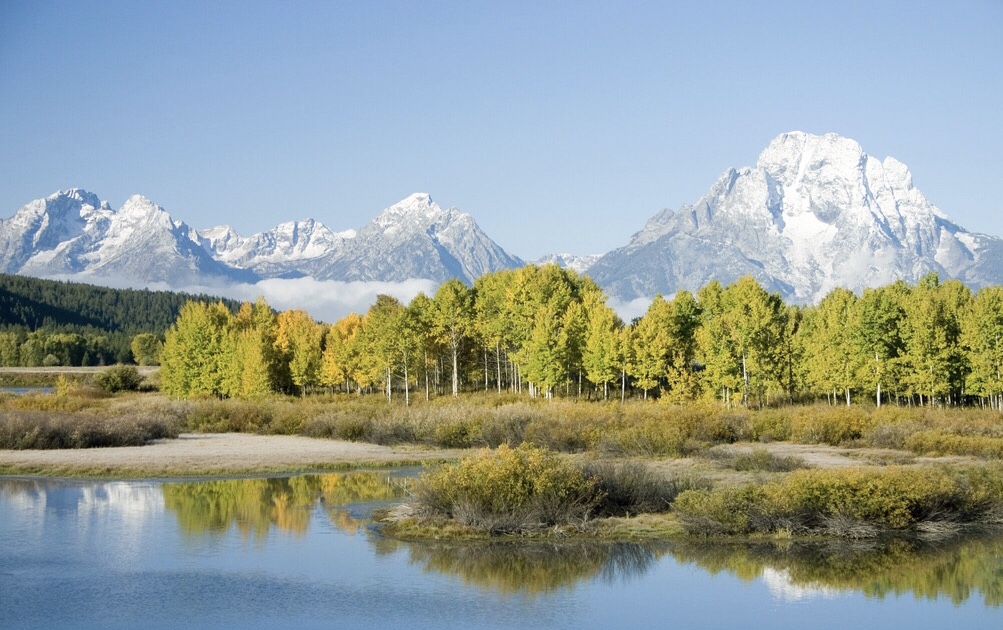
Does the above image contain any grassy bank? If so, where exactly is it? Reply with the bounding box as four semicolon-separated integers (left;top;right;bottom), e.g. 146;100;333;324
385;446;1003;542
2;389;1001;459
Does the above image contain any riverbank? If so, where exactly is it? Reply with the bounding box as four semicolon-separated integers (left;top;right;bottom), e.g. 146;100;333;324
0;432;465;478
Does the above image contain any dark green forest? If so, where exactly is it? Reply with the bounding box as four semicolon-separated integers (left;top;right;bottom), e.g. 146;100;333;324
0;274;240;366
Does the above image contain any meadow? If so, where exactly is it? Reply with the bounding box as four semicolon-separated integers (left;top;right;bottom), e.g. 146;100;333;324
2;367;1002;540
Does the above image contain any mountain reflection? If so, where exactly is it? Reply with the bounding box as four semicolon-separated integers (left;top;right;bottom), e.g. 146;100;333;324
669;536;1003;607
161;471;406;539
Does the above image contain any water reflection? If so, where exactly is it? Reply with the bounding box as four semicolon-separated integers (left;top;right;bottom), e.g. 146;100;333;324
3;475;1001;609
669;536;1003;607
161;471;408;539
383;540;665;595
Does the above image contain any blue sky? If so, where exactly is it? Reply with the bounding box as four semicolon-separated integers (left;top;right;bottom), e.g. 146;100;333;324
2;0;1001;260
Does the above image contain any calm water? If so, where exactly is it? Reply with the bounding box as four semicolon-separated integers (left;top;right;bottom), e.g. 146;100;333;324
1;472;1000;630
0;387;55;395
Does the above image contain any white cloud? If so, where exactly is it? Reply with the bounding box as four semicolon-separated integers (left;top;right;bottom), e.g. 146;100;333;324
49;273;438;323
187;277;439;322
608;296;652;323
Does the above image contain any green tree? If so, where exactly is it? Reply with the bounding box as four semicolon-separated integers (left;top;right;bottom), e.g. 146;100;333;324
160;301;236;397
582;289;622;400
901;274;970;406
663;290;702;401
474;270;515;393
629;296;672;399
696;281;741;405
361;295;407;402
274;309;324;396
523;302;568;398
856;283;908;406
131;333;163;366
963;285;1003;410
406;293;439;401
700;276;787;406
801;288;864;405
432;279;474;397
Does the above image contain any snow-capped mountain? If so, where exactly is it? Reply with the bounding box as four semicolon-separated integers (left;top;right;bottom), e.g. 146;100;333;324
196;219;356;279
0;190;522;288
0;189;248;284
534;253;601;275
305;193;523;284
589;131;1003;303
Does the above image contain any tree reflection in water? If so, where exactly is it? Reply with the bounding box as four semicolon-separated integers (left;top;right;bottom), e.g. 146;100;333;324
382;540;665;595
669;535;1003;607
162;471;407;539
156;474;1003;605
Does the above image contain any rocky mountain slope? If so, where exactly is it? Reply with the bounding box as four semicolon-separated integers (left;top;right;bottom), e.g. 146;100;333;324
4;132;1001;301
0;190;522;287
589;131;1003;302
0;189;248;285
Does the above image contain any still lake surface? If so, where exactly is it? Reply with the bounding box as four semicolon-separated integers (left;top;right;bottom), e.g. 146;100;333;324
1;470;1000;629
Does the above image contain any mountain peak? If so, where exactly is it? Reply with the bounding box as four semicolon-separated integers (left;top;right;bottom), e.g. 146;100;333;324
373;193;447;231
49;188;103;207
590;132;1002;303
756;132;866;187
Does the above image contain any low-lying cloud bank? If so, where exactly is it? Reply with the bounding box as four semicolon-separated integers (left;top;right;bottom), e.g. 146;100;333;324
179;277;440;322
46;273;650;324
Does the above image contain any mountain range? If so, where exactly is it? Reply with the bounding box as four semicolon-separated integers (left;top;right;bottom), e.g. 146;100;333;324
3;131;1002;304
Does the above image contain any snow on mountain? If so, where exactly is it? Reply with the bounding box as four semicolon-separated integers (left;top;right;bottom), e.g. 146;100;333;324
0;190;522;289
534;253;601;275
588;131;1003;303
308;193;524;284
0;190;247;285
9;138;1000;302
197;218;354;278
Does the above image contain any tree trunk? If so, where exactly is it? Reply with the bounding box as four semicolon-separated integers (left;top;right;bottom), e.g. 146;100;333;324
741;352;749;406
451;344;459;397
496;343;502;395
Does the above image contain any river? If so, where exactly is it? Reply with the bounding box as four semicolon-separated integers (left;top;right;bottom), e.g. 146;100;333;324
1;471;999;629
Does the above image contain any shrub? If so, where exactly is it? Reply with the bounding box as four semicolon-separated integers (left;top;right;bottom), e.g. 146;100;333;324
581;460;701;516
412;444;600;533
480;403;544;447
302;410;373;441
673;465;1003;537
94;365;144;393
789;407;875;445
0;409;181;449
750;408;793;442
183;399;273;433
704;447;811;473
905;431;1003;458
523;414;601;453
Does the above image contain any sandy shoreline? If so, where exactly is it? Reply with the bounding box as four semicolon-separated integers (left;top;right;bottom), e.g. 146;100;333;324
0;433;466;477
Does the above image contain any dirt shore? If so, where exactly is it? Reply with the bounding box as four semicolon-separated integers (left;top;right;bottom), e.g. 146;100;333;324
0;433;467;477
1;432;974;480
